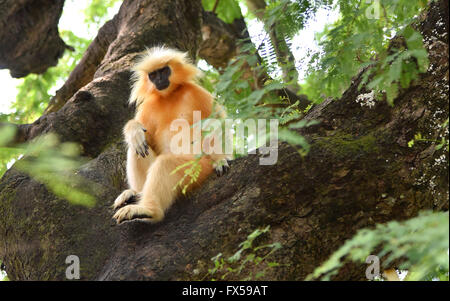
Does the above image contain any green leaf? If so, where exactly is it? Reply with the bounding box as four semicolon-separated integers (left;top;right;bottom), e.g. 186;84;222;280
385;83;399;106
288;119;320;129
202;0;241;23
278;128;310;152
388;57;402;83
0;125;17;146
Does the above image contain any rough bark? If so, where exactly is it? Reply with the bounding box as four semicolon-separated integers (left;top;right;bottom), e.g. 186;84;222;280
0;0;69;78
0;0;448;281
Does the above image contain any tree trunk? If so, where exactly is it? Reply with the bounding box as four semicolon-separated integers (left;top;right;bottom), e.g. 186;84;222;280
0;0;68;78
0;0;448;280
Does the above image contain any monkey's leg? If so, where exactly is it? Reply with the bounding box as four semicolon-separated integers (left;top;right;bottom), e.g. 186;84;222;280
113;147;155;210
113;154;213;223
126;146;155;192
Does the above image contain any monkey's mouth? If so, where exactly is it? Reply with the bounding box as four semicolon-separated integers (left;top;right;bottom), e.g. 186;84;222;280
155;81;170;90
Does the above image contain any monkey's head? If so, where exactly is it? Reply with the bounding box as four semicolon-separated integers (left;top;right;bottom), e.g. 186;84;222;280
129;46;200;105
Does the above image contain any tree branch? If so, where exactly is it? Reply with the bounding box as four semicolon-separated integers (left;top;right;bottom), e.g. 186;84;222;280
0;0;68;78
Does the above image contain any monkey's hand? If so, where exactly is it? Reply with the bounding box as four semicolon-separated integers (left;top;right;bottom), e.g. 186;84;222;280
213;158;230;177
124;119;150;158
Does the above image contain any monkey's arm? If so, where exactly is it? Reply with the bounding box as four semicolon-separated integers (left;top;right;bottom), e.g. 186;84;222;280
123;119;151;158
208;103;233;176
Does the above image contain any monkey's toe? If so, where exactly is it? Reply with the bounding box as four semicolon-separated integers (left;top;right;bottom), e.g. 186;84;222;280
214;159;230;177
113;205;160;224
112;189;137;210
115;195;138;210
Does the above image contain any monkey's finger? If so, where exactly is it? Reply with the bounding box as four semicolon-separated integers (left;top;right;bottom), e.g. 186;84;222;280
137;138;149;158
215;166;225;177
140;145;147;157
144;142;150;155
135;146;144;158
139;146;147;157
133;136;146;157
141;142;149;157
137;141;149;157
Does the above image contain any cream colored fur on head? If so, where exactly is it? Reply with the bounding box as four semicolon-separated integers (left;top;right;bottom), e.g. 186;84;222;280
129;46;200;106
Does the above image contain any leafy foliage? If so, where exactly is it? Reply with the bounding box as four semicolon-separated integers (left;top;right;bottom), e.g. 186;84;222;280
408;118;449;152
14;134;96;207
207;225;284;280
83;0;121;28
0;126;95;207
171;157;203;195
264;0;332;39
202;0;242;23
0;125;22;178
303;0;430;105
308;211;449;281
198;61;221;94
212;38;315;155
0;147;21;180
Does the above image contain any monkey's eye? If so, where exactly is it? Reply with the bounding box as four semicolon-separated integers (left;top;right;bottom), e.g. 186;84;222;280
161;66;171;76
148;71;157;81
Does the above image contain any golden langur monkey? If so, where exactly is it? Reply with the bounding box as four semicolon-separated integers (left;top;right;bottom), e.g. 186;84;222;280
113;46;231;224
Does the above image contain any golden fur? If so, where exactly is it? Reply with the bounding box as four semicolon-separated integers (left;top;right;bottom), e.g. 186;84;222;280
113;46;231;224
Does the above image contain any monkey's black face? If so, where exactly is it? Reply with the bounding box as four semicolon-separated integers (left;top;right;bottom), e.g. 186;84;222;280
148;66;171;90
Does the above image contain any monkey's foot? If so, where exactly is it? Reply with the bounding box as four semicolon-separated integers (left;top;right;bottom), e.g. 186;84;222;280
113;204;163;224
112;189;137;210
214;159;230;177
